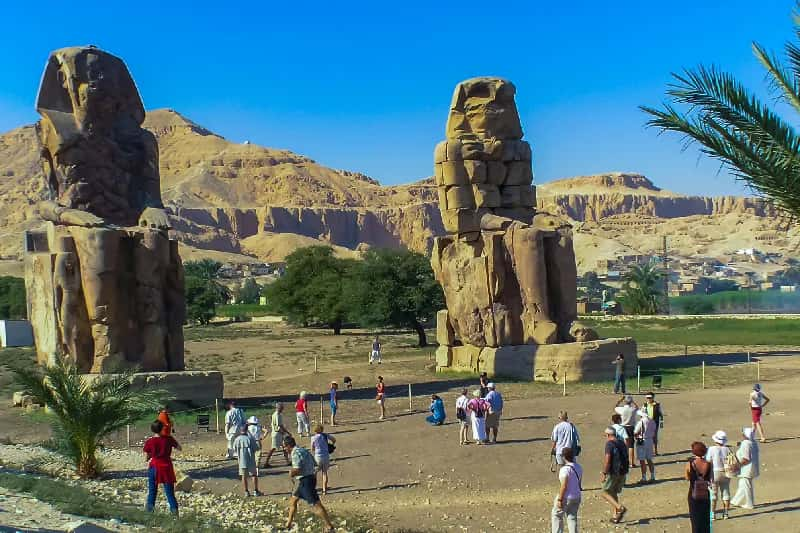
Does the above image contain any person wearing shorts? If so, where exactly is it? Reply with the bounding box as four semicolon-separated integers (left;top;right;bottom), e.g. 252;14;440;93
484;382;503;443
283;435;335;532
706;430;732;520
749;384;770;442
376;376;386;420
311;423;336;494
264;403;290;467
601;427;628;524
455;388;470;445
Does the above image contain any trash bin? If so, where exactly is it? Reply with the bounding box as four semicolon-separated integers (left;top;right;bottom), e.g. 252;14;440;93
652;375;663;389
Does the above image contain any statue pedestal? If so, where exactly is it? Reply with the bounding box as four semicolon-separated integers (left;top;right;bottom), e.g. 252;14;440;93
81;371;224;407
24;222;185;373
436;338;638;382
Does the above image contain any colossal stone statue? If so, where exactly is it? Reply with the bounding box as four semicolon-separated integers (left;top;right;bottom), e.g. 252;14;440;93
432;78;636;381
24;46;185;373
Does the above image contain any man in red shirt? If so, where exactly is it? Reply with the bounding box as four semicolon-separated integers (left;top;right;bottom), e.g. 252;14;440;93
143;420;181;514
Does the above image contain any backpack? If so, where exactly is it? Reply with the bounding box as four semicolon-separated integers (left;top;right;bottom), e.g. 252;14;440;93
723;448;741;478
690;459;711;500
569;423;581;456
609;441;629;475
456;406;467;421
472;400;485;418
325;433;336;455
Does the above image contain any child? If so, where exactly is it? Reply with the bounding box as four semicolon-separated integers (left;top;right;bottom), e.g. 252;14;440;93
143;420;181;514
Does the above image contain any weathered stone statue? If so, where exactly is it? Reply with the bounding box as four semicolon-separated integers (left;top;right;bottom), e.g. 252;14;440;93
432;78;636;381
25;46;184;373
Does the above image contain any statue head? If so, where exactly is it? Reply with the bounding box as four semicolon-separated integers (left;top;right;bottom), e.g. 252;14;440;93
445;77;523;140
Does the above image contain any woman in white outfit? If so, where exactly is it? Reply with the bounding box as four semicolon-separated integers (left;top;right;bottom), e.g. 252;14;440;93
731;427;759;510
466;389;488;444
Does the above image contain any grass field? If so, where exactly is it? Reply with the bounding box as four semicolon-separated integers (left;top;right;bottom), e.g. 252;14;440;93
670;289;800;314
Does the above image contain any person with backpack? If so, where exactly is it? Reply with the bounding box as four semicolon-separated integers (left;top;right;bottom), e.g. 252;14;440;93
282;435;336;533
685;441;713;533
601;426;628;524
551;411;580;469
455;388;470;445
633;409;656;484
467;389;488;444
551;446;582;533
310;423;336;495
705;430;733;520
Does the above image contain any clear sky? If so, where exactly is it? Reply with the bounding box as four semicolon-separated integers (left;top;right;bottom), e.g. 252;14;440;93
0;1;795;195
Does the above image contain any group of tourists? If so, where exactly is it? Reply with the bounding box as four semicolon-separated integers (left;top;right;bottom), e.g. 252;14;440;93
451;379;504;445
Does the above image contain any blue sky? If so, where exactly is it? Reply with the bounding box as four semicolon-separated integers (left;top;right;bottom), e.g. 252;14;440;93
0;1;795;195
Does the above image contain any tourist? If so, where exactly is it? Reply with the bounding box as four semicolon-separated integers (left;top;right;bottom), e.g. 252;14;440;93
610;414;628;443
455;388;470;445
614;395;638;466
551;446;582;533
731;427;760;510
601;426;628;524
157;405;173;436
246;415;263;476
264;403;290;467
484;382;504;443
343;376;353;390
643;392;664;455
329;381;339;426
295;391;310;437
633;409;656;483
612;353;626;394
143;420;181;515
749;384;770;443
376;376;386;420
706;430;732;520
233;424;262;497
426;394;446;425
224;400;245;459
311;424;336;494
551;411;580;468
283;435;336;532
479;372;490;398
370;335;382;364
685;441;712;533
467;389;488;444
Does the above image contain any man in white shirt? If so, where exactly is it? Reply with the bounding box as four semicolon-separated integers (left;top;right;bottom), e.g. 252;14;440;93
246;415;263;475
551;411;579;468
224;401;245;459
706;430;732;520
551;446;582;533
614;395;638;466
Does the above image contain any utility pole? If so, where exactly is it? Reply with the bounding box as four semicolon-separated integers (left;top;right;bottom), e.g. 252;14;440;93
662;236;670;315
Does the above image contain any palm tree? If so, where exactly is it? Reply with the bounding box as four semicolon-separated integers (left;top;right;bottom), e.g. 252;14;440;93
641;6;800;217
10;359;167;478
620;262;664;315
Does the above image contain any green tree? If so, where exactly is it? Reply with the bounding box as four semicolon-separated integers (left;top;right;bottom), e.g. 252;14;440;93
642;6;800;216
0;276;26;319
680;296;716;315
620;263;664;315
264;246;353;334
184;259;222;280
185;275;220;325
236;278;261;304
346;249;444;347
8;359;166;478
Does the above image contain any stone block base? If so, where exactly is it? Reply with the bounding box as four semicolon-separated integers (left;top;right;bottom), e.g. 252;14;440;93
437;338;637;382
82;371;223;407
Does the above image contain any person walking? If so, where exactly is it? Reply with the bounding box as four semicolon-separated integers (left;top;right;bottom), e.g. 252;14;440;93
484;382;504;444
551;447;582;533
233;425;262;497
643;392;664;455
551;412;580;469
370;335;382;364
295;391;310;437
601;427;628;524
264;403;291;467
246;415;264;476
157;406;173;437
143;420;181;515
310;424;336;495
612;354;626;394
731;427;760;510
706;430;732;520
685;441;712;533
614;395;638;467
479;372;490;398
426;394;446;425
467;389;488;444
455;388;470;445
376;376;386;420
329;382;339;426
749;384;770;443
283;435;336;532
224;401;245;459
633;409;656;483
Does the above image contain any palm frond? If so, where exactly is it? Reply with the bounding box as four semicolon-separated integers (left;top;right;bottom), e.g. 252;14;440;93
753;42;800;114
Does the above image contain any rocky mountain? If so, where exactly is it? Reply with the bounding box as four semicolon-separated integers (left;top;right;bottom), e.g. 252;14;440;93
0;111;793;275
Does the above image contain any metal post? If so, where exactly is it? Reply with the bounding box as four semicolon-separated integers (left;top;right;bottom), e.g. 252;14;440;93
637;366;641;393
215;399;220;434
702;361;706;389
747;351;751;363
562;372;567;397
685;345;688;356
408;384;413;410
126;424;131;448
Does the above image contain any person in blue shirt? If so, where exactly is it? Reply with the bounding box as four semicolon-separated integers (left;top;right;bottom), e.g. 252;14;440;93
426;394;446;425
329;382;339;427
485;383;504;443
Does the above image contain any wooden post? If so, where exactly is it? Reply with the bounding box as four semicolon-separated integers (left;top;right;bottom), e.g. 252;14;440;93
702;360;705;389
685;345;688;356
747;351;751;363
314;356;318;373
637;366;641;393
408;383;413;410
126;424;131;448
562;372;567;397
252;368;256;382
215;399;220;434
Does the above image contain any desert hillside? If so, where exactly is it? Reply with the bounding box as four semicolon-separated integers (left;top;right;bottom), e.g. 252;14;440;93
0;111;795;273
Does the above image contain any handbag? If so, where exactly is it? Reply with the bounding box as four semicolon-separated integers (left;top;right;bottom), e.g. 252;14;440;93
723;448;740;478
690;459;710;500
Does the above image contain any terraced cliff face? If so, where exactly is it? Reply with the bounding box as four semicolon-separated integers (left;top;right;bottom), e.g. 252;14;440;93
0;111;785;268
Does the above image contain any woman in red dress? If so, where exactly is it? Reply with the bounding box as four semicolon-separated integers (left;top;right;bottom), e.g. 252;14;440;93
143;420;181;515
376;376;386;420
